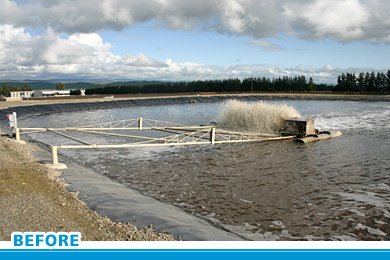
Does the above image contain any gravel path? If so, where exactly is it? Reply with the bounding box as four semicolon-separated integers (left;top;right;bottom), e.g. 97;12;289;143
0;134;173;241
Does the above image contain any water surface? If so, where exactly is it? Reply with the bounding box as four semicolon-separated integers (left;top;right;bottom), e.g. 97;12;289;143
22;100;390;240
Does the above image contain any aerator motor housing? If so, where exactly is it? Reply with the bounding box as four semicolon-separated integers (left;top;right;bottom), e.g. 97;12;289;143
283;118;316;137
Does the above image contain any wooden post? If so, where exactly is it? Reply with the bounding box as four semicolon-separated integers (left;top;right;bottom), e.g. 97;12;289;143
138;117;143;130
210;127;216;144
52;146;59;165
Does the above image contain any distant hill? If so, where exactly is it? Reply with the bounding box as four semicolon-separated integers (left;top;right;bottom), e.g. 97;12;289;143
0;80;170;90
103;81;169;87
0;80;57;89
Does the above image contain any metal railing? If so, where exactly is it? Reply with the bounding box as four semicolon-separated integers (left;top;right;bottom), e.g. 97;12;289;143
11;115;294;165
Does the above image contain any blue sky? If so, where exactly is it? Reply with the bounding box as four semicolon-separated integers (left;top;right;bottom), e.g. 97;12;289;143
0;0;390;83
103;23;390;68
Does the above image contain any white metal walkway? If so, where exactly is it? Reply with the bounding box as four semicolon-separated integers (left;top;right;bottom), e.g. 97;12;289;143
15;117;294;166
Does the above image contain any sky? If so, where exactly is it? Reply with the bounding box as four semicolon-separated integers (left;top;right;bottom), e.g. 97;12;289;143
1;0;390;83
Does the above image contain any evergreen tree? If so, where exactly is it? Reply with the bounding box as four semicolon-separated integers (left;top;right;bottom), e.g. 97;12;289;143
70;89;82;95
369;71;376;92
307;77;315;91
376;72;386;92
387;69;390;92
357;72;365;93
56;82;65;90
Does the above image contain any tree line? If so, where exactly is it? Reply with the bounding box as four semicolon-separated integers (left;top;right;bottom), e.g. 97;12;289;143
335;70;390;93
0;85;32;97
85;76;318;95
84;71;390;95
2;70;389;97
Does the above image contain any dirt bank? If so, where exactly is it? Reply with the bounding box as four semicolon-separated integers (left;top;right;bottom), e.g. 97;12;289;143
0;134;174;241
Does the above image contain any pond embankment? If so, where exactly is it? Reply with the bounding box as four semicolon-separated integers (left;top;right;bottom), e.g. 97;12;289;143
0;133;174;241
1;93;389;120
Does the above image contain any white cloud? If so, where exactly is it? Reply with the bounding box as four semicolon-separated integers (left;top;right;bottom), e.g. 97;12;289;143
1;24;385;83
247;39;284;52
1;0;390;83
0;0;389;42
220;0;246;33
0;25;373;83
285;0;370;41
0;25;168;79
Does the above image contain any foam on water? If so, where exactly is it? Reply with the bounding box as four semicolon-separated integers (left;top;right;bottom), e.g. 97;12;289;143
217;100;301;133
314;108;390;135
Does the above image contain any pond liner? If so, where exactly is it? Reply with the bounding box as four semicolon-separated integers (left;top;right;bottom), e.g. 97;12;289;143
31;140;245;241
0;95;293;120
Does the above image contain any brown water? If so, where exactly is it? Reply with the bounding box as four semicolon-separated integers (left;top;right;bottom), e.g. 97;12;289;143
23;100;390;240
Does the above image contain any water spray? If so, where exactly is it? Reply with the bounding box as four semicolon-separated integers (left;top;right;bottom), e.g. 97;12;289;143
217;100;341;143
217;100;301;133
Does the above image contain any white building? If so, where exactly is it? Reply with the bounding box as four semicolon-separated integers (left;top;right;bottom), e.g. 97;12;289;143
10;91;33;98
7;89;84;100
33;90;70;97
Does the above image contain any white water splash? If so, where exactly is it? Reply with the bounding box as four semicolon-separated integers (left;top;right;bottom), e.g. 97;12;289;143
218;100;300;133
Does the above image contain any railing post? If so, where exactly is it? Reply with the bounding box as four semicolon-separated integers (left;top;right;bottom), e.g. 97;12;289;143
7;112;18;136
52;146;59;165
12;112;18;130
210;127;215;144
138;117;143;130
15;128;20;141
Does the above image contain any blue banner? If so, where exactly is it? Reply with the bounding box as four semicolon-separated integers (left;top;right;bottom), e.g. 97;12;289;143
1;249;390;260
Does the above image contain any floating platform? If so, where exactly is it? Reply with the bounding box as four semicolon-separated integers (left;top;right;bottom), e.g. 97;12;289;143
295;131;343;143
